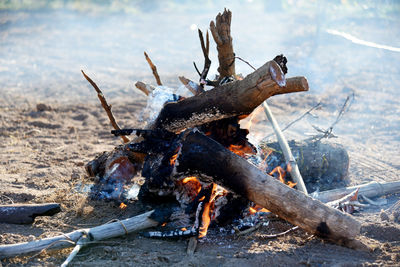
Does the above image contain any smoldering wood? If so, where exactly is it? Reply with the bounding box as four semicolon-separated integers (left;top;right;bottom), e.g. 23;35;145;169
154;60;308;133
0;210;158;259
262;139;350;193
0;203;61;224
174;131;364;248
313;181;400;203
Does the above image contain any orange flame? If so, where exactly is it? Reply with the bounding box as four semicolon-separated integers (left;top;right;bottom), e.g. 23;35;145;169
170;153;178;165
228;144;255;157
269;166;296;188
198;183;217;238
119;202;127;209
249;204;270;215
179;176;202;201
269;166;286;184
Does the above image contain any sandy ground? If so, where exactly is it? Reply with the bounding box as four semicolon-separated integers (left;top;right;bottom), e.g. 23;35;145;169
1;3;400;266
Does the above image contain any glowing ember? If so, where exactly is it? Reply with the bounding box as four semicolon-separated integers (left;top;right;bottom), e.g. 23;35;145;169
178;176;202;201
228;144;256;157
119;202;127;209
170;153;179;165
249;204;270;215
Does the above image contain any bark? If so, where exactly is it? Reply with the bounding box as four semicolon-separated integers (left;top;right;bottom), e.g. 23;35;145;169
210;9;235;78
174;131;364;248
0;203;60;224
154;60;308;133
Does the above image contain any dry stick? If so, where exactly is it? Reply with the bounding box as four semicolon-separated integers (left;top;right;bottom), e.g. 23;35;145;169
144;51;162;86
193;29;210;88
210;9;235;79
0;210;158;259
178;76;203;96
260;226;299;239
313;181;400;203
135;81;155;96
263;102;321;140
186;237;197;255
81;70;129;143
263;102;308;195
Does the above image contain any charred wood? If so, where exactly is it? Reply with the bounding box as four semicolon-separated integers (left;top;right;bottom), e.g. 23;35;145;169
0;203;61;224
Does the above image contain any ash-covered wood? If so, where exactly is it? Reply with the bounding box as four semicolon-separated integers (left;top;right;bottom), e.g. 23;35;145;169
154;60;307;133
174;131;362;247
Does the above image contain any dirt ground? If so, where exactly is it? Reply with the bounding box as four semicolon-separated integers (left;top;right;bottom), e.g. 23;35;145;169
1;2;400;266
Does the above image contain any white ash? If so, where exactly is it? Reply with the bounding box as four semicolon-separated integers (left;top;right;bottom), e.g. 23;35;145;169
165;108;232;133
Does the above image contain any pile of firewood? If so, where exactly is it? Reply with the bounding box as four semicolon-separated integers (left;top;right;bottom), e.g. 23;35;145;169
2;9;400;266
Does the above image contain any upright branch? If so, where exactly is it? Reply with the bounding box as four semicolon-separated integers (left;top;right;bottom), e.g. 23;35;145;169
81;70;129;143
210;9;235;79
144;51;162;86
193;29;211;89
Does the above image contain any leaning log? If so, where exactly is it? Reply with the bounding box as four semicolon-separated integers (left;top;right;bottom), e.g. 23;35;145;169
0;203;61;224
154;60;308;133
174;131;365;249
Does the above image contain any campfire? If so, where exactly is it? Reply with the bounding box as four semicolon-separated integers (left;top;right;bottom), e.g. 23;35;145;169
2;8;400;266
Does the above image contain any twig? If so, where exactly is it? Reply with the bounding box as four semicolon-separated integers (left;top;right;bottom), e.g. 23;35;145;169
144;51;162;86
235;56;256;71
61;234;89;267
263;102;308;195
196;29;211;85
178;76;203;95
236;222;263;236
81;70;129;143
135;81;155;96
259;226;299;239
263;102;321;140
312;93;354;140
186;236;198;255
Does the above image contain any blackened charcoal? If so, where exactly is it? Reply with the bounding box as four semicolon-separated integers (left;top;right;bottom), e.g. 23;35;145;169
273;54;288;74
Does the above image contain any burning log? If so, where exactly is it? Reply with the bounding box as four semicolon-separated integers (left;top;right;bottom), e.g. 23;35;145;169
0;203;61;224
154;61;308;133
0;210;159;260
173;131;365;249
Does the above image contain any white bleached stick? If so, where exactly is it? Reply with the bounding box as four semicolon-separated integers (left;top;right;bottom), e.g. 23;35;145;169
263;101;308;195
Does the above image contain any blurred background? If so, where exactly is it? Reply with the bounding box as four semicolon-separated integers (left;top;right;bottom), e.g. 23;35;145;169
1;0;399;103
